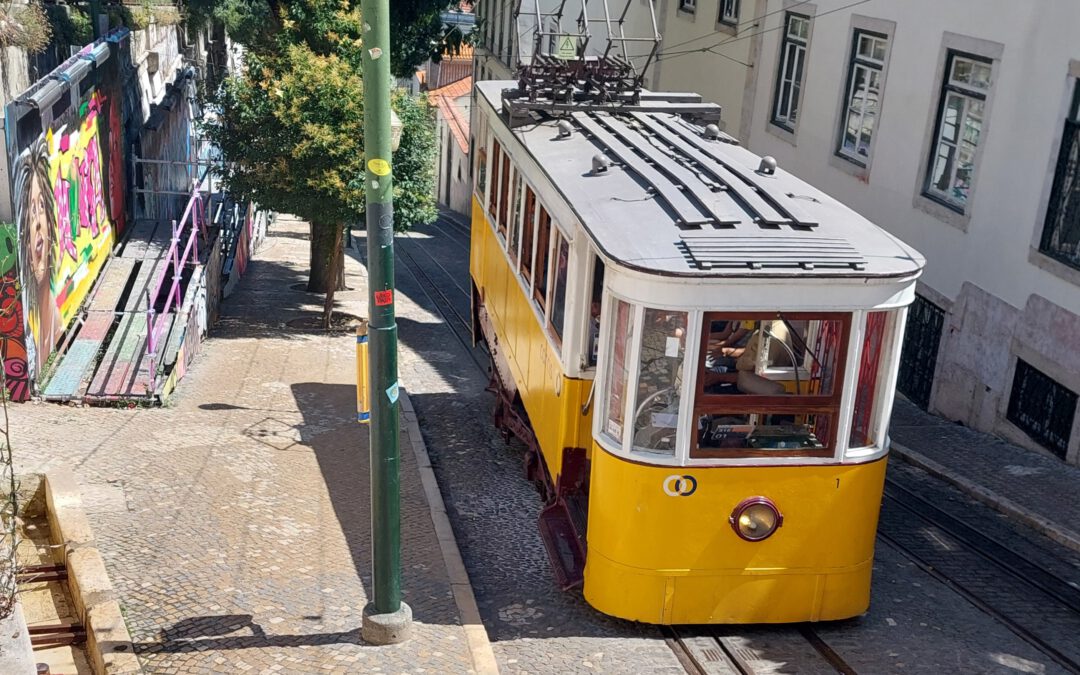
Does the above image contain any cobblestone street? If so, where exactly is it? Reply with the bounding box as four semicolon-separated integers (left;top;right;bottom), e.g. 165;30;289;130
10;217;479;674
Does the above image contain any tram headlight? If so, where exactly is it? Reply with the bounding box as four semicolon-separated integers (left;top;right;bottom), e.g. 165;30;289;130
729;497;783;542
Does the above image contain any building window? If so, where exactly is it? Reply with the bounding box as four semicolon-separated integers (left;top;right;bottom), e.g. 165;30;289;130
772;13;810;132
838;30;887;165
1007;359;1077;459
719;0;738;25
679;0;696;12
1039;82;1080;271
924;51;992;211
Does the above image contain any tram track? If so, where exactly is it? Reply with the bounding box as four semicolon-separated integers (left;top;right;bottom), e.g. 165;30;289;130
663;624;858;675
394;220;489;377
879;477;1080;674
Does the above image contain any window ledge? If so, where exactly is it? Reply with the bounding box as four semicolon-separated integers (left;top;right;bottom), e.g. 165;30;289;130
715;20;738;36
912;191;971;232
1029;247;1080;287
829;152;871;182
766;121;797;146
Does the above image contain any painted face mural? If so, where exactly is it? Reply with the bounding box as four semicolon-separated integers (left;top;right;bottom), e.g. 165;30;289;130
13;92;116;382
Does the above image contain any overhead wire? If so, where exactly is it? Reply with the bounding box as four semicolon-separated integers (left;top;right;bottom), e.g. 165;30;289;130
654;0;874;65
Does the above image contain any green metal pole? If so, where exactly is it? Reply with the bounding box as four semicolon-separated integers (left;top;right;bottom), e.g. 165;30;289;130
359;0;411;645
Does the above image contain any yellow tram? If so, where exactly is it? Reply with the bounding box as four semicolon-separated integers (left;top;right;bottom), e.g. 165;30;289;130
468;79;924;624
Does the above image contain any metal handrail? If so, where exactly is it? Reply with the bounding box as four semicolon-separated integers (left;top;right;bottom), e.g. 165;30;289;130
144;180;207;394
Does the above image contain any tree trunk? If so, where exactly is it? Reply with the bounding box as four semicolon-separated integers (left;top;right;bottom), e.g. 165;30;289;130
307;221;346;329
307;222;347;293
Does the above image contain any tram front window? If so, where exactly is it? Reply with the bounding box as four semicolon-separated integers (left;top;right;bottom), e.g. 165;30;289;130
632;309;688;456
694;312;850;458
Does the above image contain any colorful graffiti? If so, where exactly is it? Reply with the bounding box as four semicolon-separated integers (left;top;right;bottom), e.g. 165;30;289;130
0;224;30;400
14;92;117;380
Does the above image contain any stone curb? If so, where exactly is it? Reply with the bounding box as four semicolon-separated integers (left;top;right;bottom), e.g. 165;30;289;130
400;390;500;675
44;469;143;675
891;441;1080;556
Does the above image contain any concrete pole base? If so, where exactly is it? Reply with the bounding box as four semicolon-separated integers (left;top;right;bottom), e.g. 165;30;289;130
361;601;413;645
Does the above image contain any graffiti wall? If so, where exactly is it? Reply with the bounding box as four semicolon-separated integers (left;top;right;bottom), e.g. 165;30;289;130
1;33;132;399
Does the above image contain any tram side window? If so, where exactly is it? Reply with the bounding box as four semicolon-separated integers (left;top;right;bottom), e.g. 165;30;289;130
692;312;850;458
632;309;688;457
587;260;605;368
508;175;523;263
548;233;570;343
534;207;551;311
849;311;895;448
488;140;501;216
521;187;537;284
497;157;511;239
603;300;634;444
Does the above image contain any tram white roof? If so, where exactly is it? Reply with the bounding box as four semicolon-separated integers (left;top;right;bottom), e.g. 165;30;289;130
477;80;925;280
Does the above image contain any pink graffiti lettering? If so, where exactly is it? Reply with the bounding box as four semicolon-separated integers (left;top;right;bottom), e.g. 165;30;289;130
53;169;76;261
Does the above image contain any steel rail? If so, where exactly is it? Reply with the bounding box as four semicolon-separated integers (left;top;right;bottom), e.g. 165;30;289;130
877;530;1080;675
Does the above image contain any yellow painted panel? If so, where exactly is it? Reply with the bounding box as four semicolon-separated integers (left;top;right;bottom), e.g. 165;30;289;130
470;196;594;481
587;447;885;573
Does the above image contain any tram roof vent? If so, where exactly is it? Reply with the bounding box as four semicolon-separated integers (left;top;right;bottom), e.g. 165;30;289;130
758;156;778;175
591;154;612;174
703;124;721;140
557;119;574;138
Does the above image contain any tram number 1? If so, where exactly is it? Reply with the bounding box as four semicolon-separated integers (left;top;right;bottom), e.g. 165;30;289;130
836;478;840;489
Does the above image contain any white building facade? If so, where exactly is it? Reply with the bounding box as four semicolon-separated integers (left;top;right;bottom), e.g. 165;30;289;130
738;1;1080;463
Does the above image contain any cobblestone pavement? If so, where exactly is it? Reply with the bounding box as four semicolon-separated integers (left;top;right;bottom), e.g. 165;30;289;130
891;398;1080;540
10;216;477;674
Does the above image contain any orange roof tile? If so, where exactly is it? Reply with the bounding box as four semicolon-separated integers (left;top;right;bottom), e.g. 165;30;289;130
429;76;472;153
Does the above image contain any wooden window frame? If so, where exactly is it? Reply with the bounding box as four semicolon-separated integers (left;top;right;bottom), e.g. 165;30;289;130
488;139;501;217
533;207;551;311
497;158;511;239
521;186;537;284
691;311;851;459
545;230;570;347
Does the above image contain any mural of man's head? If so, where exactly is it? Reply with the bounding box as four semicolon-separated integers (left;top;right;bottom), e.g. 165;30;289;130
15;138;57;299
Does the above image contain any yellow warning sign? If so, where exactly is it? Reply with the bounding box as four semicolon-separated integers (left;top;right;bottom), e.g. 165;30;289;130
555;35;577;60
368;158;391;176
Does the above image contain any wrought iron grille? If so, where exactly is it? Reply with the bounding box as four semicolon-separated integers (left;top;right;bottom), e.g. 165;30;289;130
1036;119;1080;270
1039;117;1080;270
897;295;944;410
1007;360;1077;459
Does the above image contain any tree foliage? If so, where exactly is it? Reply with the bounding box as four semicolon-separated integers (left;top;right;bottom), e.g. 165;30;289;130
187;0;467;78
390;91;437;231
199;0;439;318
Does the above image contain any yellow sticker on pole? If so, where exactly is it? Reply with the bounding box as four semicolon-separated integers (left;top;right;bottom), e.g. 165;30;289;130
368;158;391;176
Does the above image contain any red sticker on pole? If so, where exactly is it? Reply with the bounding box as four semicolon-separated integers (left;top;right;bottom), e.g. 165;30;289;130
374;289;393;306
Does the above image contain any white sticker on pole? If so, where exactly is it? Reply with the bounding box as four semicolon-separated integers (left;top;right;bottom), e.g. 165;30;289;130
386;381;400;404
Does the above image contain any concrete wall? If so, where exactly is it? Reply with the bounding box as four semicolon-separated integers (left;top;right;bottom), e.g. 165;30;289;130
740;0;1080;461
0;19;195;400
632;0;762;139
434;94;473;217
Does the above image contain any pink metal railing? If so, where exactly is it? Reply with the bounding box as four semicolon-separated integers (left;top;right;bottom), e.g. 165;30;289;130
145;185;210;393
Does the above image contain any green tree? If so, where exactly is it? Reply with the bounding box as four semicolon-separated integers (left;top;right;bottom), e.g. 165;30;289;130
187;0;466;78
199;1;438;325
